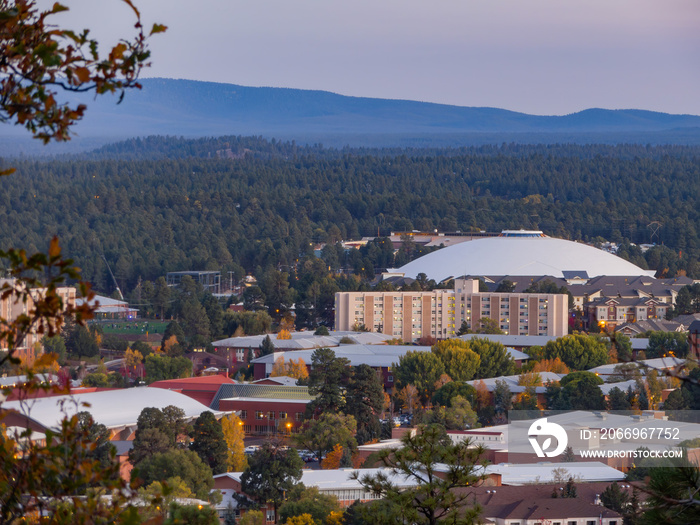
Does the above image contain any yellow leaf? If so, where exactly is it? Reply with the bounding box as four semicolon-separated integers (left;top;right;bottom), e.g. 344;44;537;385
48;237;61;258
33;353;58;370
150;23;167;35
51;3;69;14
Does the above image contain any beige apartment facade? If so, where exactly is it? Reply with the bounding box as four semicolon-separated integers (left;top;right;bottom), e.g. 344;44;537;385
335;278;568;342
1;278;76;360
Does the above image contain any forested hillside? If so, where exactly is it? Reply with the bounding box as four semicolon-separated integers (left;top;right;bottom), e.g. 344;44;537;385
1;137;698;300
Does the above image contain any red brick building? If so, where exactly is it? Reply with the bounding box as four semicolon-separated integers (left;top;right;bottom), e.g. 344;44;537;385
210;383;315;434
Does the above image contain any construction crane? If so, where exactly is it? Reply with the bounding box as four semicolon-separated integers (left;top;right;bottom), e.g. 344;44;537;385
101;254;125;301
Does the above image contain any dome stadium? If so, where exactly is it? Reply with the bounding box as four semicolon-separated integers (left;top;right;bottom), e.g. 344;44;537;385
394;230;655;282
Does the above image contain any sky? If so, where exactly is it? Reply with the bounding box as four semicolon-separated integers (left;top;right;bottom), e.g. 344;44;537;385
49;0;700;116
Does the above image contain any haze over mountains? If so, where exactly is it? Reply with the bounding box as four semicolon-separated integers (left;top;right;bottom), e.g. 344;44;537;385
3;78;700;154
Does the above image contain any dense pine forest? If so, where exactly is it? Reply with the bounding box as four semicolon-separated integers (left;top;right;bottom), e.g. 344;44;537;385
1;137;699;301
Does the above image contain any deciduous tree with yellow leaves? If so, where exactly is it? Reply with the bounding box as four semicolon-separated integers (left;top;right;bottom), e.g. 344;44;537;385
271;356;309;380
221;412;248;472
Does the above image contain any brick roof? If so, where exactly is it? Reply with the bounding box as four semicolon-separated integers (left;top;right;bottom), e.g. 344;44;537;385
459;481;641;521
150;375;235;389
483;497;621;520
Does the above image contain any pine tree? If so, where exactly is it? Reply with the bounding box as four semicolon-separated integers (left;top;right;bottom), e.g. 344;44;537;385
346;364;384;444
259;335;275;356
307;347;351;414
191;411;228;475
240;444;303;523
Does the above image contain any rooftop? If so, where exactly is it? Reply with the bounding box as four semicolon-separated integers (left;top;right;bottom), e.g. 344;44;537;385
251;343;527;369
587;357;686;380
466;372;565;394
2;386;219;432
476;461;625;485
212;331;395;349
210;383;314;410
395;235;655;281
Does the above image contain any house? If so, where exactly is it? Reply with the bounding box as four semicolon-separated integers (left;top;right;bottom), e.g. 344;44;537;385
588;296;669;330
615;319;685;336
471;482;626;525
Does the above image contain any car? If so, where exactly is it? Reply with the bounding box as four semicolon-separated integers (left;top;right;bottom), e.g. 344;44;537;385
298;450;318;462
244;445;260;454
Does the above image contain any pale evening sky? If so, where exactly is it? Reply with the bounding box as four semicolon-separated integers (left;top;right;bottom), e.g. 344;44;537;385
48;0;700;116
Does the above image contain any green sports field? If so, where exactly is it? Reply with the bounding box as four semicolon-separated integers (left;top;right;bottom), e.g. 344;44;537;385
96;320;169;335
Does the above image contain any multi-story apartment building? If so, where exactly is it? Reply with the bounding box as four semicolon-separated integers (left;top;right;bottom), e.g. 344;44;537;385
0;278;76;361
335;278;568;342
586;296;670;329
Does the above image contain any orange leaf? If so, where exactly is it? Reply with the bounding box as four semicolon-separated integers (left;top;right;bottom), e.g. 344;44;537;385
74;67;91;83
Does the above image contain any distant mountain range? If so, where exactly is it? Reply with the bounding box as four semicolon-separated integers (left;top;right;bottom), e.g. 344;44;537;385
2;78;700;153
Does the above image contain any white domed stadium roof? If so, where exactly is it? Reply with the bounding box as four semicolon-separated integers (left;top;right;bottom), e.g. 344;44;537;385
395;232;654;281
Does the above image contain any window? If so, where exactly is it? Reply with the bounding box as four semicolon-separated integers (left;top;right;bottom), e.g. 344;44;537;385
255;411;263;420
295;412;303;421
388;375;393;383
266;509;275;522
268;411;275;419
240;410;247;420
279;412;287;419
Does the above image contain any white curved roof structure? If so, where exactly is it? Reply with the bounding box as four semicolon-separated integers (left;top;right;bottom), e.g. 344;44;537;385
2;386;219;432
396;233;654;281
